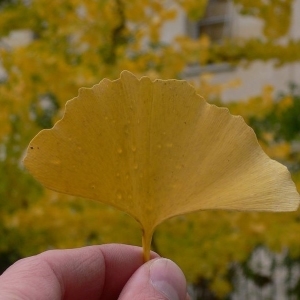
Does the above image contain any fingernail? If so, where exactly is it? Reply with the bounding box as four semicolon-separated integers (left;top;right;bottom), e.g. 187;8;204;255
150;258;187;300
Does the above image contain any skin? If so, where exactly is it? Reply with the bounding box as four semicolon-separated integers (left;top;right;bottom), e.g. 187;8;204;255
0;244;189;300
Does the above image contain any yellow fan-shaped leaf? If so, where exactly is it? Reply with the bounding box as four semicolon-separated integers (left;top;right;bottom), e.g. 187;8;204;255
24;71;300;261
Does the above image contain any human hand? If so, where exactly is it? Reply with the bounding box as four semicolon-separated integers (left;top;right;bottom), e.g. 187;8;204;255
0;244;189;300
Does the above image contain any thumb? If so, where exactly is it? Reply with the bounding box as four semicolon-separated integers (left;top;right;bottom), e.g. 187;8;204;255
119;258;189;300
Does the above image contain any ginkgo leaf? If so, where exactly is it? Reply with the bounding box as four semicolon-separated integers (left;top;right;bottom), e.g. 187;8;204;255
24;70;300;261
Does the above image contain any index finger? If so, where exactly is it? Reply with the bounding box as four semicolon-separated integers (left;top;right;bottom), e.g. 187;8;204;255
0;244;158;300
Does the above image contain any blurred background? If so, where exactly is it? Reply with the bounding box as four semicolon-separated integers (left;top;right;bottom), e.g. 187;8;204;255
0;0;300;299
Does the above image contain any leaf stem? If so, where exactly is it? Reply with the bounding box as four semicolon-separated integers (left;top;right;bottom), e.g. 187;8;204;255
142;229;153;262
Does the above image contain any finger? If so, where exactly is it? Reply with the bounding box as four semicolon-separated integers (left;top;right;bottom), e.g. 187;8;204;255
119;258;188;300
0;244;158;300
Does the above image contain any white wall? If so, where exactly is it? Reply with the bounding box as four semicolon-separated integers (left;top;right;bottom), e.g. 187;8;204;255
213;61;300;102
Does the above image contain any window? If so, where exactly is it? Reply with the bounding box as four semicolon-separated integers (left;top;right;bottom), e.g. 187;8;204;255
187;0;231;43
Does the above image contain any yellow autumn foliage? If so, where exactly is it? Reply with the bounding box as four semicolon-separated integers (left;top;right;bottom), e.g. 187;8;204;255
0;0;300;297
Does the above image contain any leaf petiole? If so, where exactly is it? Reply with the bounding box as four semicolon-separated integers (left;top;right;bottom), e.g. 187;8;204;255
142;229;153;262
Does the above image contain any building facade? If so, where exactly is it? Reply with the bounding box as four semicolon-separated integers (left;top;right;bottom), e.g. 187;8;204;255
162;0;300;102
